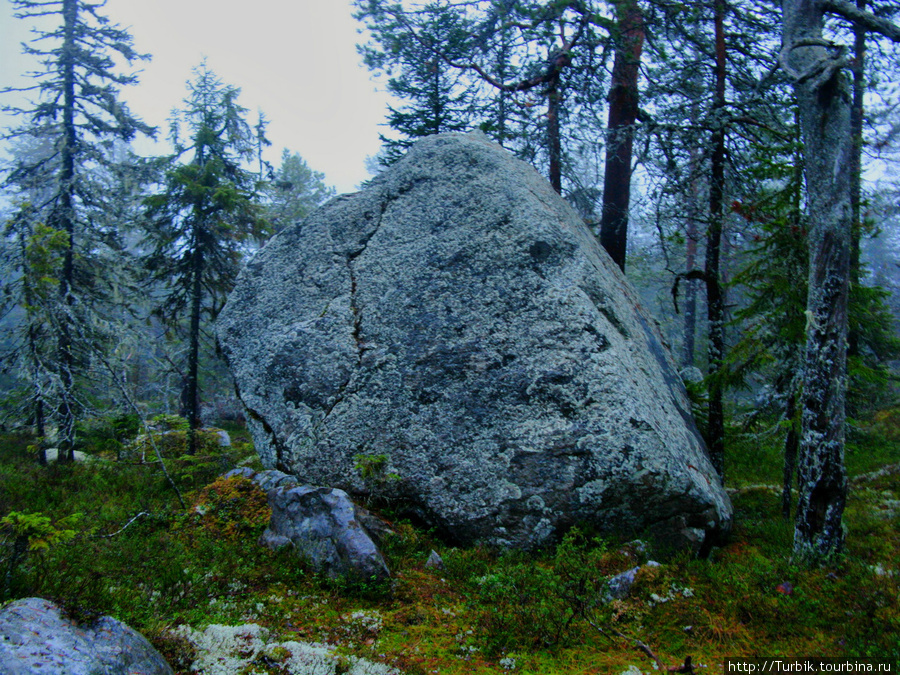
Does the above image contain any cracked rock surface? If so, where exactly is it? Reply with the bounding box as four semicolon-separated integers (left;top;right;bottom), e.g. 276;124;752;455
218;132;732;551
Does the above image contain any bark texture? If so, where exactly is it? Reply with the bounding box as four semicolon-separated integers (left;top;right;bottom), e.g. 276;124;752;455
704;0;728;479
781;0;852;562
599;0;644;271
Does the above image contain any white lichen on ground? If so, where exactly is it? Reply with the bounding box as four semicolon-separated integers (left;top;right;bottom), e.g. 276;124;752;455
173;623;403;675
619;666;647;675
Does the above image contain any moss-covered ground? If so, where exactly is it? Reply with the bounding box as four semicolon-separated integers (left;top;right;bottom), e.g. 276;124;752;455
0;409;898;674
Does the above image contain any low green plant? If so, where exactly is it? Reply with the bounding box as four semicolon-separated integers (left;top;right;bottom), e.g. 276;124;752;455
475;529;612;654
354;453;400;484
150;414;190;431
353;453;401;506
1;510;81;601
75;413;141;459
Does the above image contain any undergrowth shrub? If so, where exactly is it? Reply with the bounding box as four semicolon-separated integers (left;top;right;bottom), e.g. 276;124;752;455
0;510;81;601
474;529;612;654
74;413;141;459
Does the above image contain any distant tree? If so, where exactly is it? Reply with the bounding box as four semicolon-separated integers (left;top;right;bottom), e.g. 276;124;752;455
142;64;269;453
726;116;808;519
356;1;476;164
355;0;609;195
265;149;335;232
1;0;154;460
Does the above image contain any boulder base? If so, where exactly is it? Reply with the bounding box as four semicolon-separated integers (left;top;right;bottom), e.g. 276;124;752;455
219;132;732;551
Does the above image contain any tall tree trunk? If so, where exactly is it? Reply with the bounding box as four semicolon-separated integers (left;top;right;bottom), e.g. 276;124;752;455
783;112;805;519
848;0;866;358
55;0;78;463
782;0;851;563
185;236;204;455
705;0;728;479
547;69;562;194
599;0;644;271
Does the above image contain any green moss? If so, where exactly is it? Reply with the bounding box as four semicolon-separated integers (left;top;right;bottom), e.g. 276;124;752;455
0;410;898;673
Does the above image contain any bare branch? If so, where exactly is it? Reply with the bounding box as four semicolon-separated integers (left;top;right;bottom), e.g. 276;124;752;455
95;512;150;538
822;0;900;41
779;38;850;86
587;617;666;672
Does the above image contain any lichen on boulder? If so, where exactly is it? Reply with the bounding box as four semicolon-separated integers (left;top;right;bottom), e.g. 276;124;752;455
218;131;732;552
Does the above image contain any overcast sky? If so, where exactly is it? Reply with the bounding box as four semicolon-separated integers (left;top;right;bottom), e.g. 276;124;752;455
0;0;395;194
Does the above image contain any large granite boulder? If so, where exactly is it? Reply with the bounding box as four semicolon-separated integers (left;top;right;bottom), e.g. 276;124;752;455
218;132;732;551
0;597;173;675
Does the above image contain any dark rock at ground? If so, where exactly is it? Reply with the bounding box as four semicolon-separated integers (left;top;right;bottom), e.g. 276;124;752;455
223;468;390;581
425;550;445;571
260;484;391;582
218;131;732;551
0;597;173;675
606;561;661;600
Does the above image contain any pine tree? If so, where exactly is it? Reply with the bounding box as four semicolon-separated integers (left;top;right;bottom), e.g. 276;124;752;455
1;0;154;460
142;63;269;453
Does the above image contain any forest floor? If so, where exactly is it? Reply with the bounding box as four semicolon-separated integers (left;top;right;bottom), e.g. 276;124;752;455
0;408;898;674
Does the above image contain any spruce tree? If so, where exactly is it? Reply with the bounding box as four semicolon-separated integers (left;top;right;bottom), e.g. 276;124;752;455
356;1;476;165
142;63;269;453
1;0;154;460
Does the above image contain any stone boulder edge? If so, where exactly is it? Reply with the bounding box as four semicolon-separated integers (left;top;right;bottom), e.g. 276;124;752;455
0;597;173;675
218;131;733;552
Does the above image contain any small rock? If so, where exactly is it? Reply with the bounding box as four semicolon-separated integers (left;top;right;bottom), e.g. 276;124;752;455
43;448;91;462
0;597;173;675
607;566;641;600
222;467;256;481
209;429;231;447
606;561;662;600
261;484;390;582
221;467;392;581
425;550;445;570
